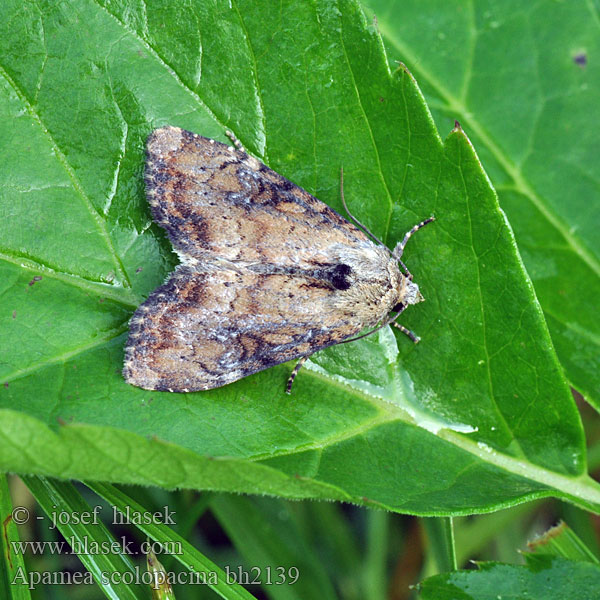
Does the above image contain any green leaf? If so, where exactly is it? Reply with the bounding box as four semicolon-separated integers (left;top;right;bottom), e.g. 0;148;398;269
527;521;599;563
87;482;259;600
0;0;598;514
361;0;600;409
417;555;600;600
21;477;143;599
210;495;337;600
0;476;31;600
422;517;457;573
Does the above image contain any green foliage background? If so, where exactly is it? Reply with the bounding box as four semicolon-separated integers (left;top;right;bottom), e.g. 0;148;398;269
0;0;598;516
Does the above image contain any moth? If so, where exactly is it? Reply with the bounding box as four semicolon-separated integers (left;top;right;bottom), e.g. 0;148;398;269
123;126;434;393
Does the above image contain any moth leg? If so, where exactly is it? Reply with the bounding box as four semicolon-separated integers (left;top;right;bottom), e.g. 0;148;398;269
392;216;436;262
225;130;246;154
286;355;310;394
392;322;421;343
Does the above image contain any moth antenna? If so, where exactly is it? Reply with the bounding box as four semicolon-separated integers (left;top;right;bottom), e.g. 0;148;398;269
225;130;246;154
340;304;408;344
340;168;387;250
397;257;412;279
286;355;310;394
392;216;435;261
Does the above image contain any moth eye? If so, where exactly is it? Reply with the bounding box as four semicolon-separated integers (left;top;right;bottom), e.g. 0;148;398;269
329;263;352;290
392;302;405;313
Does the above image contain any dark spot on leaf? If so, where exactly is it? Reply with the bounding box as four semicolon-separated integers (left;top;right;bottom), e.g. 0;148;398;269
573;53;587;67
136;267;143;273
12;311;16;319
28;276;42;286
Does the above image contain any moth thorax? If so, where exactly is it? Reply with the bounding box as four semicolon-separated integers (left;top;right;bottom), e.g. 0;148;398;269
401;277;424;305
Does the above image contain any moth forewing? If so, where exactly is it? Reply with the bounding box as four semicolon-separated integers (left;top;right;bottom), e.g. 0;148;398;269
123;126;433;393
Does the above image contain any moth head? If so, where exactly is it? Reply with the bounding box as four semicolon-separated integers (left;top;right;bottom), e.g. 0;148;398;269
394;277;424;310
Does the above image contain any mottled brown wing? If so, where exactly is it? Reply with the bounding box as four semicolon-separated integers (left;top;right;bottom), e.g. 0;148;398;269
123;265;362;391
143;126;371;266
